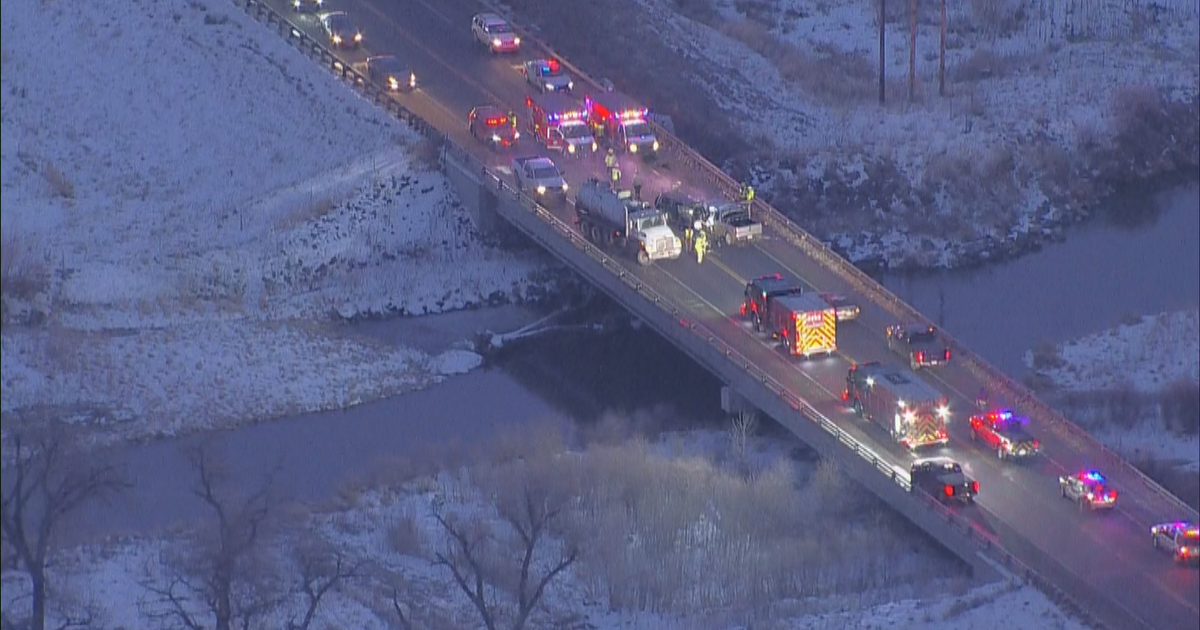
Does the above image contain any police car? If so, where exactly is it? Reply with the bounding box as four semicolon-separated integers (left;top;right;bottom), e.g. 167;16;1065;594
1150;521;1200;565
1059;470;1117;511
522;59;573;93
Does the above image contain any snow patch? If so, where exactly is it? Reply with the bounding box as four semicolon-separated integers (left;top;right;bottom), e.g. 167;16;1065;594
430;349;484;376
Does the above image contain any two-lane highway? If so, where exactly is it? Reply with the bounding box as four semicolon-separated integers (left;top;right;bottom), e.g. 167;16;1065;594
258;1;1199;627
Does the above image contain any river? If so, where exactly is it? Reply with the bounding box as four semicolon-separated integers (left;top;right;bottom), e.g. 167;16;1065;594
880;184;1200;375
75;184;1198;541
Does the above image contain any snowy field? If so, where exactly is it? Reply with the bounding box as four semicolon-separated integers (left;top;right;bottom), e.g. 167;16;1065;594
506;0;1200;268
1025;309;1200;469
0;0;549;443
1;428;1087;630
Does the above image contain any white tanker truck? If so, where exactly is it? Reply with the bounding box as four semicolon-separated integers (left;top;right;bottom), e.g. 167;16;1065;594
574;179;682;266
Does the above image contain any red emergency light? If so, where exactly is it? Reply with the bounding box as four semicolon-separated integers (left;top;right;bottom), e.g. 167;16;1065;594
548;58;560;72
485;116;508;127
547;110;584;123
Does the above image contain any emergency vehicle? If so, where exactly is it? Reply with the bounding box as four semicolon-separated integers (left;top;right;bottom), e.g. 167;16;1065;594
522;58;574;93
584;91;659;154
763;292;837;358
844;362;951;450
1150;521;1200;565
1058;470;1117;511
525;93;598;157
467;105;519;150
740;274;802;331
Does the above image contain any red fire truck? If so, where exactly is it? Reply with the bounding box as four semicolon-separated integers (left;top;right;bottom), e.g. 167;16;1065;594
844;362;951;450
525;93;598;157
584;91;659;154
763;292;837;358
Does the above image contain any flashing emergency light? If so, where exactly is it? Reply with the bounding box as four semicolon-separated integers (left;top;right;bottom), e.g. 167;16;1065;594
936;405;950;418
865;376;875;387
1083;470;1106;483
548;58;560;72
618;108;648;121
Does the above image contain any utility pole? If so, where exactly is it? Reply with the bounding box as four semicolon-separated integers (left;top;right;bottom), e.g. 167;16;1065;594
939;0;947;96
908;0;917;101
878;0;886;104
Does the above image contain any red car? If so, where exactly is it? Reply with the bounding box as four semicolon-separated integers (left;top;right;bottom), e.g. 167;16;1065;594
969;409;1040;460
468;106;520;150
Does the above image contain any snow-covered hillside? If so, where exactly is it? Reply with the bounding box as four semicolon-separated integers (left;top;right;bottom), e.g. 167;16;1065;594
1025;309;1200;468
0;0;549;442
505;0;1200;269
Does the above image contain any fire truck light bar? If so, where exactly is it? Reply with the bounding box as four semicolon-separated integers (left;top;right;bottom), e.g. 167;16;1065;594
618;108;647;121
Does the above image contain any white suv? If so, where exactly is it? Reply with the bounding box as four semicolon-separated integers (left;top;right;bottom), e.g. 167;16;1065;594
471;13;520;54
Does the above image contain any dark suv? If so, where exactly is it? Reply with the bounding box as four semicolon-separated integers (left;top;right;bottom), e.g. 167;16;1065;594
911;457;978;504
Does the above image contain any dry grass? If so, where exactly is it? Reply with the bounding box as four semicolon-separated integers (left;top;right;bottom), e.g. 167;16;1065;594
42;160;75;200
719;19;874;104
0;227;49;301
273;195;336;231
968;0;1027;38
1160;379;1200;435
387;507;425;557
951;48;1015;83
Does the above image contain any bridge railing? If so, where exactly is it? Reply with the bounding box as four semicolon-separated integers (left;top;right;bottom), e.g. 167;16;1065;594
495;12;1195;524
234;0;1139;625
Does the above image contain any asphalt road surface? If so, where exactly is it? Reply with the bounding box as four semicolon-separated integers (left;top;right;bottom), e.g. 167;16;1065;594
259;1;1200;628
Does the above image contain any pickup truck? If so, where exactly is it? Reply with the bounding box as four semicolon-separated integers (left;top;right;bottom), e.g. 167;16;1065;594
910;457;977;504
707;203;762;246
886;323;951;370
511;156;568;202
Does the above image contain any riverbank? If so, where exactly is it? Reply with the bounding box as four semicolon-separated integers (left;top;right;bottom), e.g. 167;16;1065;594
502;0;1199;270
0;0;553;446
1025;309;1200;472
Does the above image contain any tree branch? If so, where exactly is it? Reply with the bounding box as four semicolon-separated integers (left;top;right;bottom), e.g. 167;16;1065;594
432;512;497;630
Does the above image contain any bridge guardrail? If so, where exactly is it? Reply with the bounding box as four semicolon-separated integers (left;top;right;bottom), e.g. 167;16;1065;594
234;1;1130;626
491;8;1195;524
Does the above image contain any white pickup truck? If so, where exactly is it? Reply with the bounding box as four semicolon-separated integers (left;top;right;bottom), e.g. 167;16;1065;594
511;156;568;201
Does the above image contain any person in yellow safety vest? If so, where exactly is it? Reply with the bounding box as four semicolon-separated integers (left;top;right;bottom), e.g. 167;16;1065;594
604;148;617;170
610;163;622;185
683;226;694;252
695;229;708;264
508;110;516;129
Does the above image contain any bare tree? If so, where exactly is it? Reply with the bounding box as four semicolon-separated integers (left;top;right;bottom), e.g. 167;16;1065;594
434;461;579;630
0;423;128;630
140;445;281;630
285;538;361;630
729;410;758;466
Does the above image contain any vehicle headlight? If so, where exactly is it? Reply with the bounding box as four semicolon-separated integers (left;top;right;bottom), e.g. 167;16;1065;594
332;34;342;44
629;143;638;153
354;32;363;42
492;38;502;47
652;140;660;151
408;73;416;88
591;141;598;152
513;131;520;139
546;82;555;90
568;80;574;90
293;0;300;7
389;77;399;90
536;185;547;195
561;182;569;191
514;37;521;45
567;144;576;154
491;134;501;142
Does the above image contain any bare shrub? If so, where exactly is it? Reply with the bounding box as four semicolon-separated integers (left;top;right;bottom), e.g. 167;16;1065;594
1029;341;1065;370
968;0;1027;38
388;508;425;557
412;137;444;171
1;228;49;300
1160;379;1200;435
41;161;74;200
951;49;1014;83
1100;383;1142;430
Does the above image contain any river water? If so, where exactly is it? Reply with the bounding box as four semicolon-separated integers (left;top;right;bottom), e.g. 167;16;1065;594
880;184;1200;375
76;184;1199;540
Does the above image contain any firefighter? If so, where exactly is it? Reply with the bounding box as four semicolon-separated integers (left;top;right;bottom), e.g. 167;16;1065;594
508;110;516;130
604;148;620;186
694;229;708;264
683;225;693;252
976;387;989;411
739;182;756;210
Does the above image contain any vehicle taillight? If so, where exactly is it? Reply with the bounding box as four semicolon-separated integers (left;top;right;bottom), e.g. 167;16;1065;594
944;349;951;360
916;351;925;362
740;303;747;316
944;484;954;497
972;481;979;493
1032;440;1040;449
841;390;849;401
1181;548;1190;556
